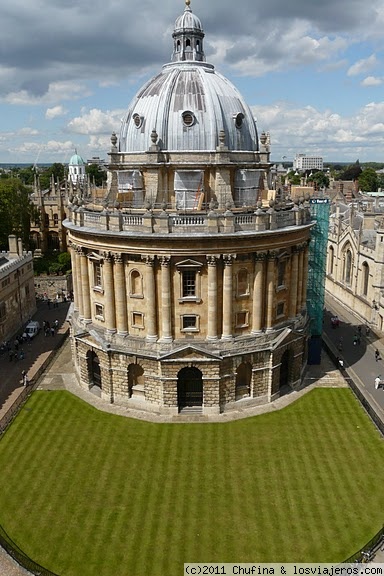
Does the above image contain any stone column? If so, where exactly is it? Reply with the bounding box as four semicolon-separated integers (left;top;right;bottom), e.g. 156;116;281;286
266;252;276;330
75;246;84;317
102;252;116;334
301;243;309;311
113;253;128;335
144;255;158;341
296;247;304;313
207;255;218;340
79;249;91;322
70;243;80;312
289;249;299;319
252;253;266;333
222;255;234;340
160;256;172;342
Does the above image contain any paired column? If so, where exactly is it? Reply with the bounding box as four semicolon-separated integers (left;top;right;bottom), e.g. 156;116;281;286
160;256;172;342
222;255;234;340
80;249;91;322
266;252;277;330
289;249;299;319
297;248;304;313
113;253;128;335
144;256;158;341
301;244;309;311
70;243;80;313
207;256;218;340
102;253;116;333
252;253;266;333
74;246;84;317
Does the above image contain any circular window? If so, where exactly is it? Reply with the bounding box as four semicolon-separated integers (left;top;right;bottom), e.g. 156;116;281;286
182;111;195;127
133;113;143;128
235;113;244;128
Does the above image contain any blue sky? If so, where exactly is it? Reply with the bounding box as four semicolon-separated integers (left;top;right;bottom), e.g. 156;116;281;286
1;0;384;164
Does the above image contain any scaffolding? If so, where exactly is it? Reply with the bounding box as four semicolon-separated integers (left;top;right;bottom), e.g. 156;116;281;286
307;198;330;363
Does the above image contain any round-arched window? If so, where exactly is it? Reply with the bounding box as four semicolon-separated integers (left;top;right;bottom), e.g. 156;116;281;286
133;113;143;128
234;113;244;128
182;111;195;127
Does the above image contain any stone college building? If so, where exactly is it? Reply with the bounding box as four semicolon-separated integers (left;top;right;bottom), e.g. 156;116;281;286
65;0;313;415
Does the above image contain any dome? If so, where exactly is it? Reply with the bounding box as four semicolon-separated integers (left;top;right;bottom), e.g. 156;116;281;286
174;1;203;33
69;152;85;166
119;1;259;154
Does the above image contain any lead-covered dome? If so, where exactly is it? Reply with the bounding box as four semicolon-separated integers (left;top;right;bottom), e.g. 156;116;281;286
119;1;259;154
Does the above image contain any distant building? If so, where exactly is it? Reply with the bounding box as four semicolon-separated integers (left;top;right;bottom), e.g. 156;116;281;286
326;199;384;330
0;235;36;342
68;151;86;186
293;154;323;172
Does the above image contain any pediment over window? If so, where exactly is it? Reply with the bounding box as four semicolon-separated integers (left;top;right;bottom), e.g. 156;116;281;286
175;259;203;269
160;345;221;361
87;251;103;261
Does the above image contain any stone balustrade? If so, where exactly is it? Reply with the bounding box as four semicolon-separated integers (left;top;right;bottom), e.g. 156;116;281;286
67;204;311;235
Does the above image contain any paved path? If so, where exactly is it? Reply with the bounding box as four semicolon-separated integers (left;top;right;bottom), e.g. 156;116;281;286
324;292;384;423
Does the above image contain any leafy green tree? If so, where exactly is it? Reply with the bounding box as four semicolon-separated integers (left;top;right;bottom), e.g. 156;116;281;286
86;163;106;186
0;178;37;250
287;170;301;185
337;161;362;181
308;171;330;190
39;163;65;190
358;168;378;192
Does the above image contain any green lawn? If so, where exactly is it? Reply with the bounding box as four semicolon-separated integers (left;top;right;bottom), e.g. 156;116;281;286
0;388;383;576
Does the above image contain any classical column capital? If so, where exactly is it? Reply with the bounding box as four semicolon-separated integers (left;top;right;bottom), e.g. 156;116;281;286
159;256;171;267
207;255;218;266
142;254;155;266
267;250;278;260
223;254;236;266
100;250;112;262
254;251;268;261
113;252;124;264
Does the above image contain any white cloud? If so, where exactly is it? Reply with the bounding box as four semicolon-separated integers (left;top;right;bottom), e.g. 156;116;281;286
347;54;377;76
361;76;383;86
67;108;124;135
45;105;67;120
4;81;91;106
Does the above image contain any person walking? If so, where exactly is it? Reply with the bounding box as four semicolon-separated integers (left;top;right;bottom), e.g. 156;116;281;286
375;375;381;390
21;370;29;387
375;349;380;362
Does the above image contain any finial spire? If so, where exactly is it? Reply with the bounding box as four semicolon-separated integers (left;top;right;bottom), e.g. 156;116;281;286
185;0;191;8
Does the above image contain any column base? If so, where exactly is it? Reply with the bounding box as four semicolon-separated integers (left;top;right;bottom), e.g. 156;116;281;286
206;335;218;342
158;336;173;343
221;334;233;341
146;335;158;342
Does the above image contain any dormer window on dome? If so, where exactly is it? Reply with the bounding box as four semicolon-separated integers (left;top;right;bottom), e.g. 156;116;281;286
234;113;245;129
182;111;195;127
133;114;143;128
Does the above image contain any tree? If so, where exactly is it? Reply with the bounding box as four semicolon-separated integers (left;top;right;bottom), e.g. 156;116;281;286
337;161;362;181
39;163;65;190
358;168;378;192
86;163;106;186
0;178;38;250
308;171;330;190
287;170;301;185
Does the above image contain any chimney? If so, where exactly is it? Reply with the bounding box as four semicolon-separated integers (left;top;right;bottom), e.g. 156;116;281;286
18;237;23;255
8;235;18;257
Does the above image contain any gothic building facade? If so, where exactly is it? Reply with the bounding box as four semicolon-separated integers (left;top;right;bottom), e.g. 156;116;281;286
65;1;313;415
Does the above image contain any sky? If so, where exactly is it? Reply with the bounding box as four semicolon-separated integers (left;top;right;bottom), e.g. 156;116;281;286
1;0;384;165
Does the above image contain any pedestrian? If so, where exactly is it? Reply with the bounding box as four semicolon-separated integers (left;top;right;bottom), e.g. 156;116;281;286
375;349;380;362
54;319;59;329
366;325;370;336
375;375;381;390
19;349;24;360
51;327;55;337
21;370;29;387
353;335;357;346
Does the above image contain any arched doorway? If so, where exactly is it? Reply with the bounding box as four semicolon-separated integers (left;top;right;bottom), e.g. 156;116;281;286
177;367;203;411
279;350;292;390
235;362;252;400
87;351;101;389
128;364;145;399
